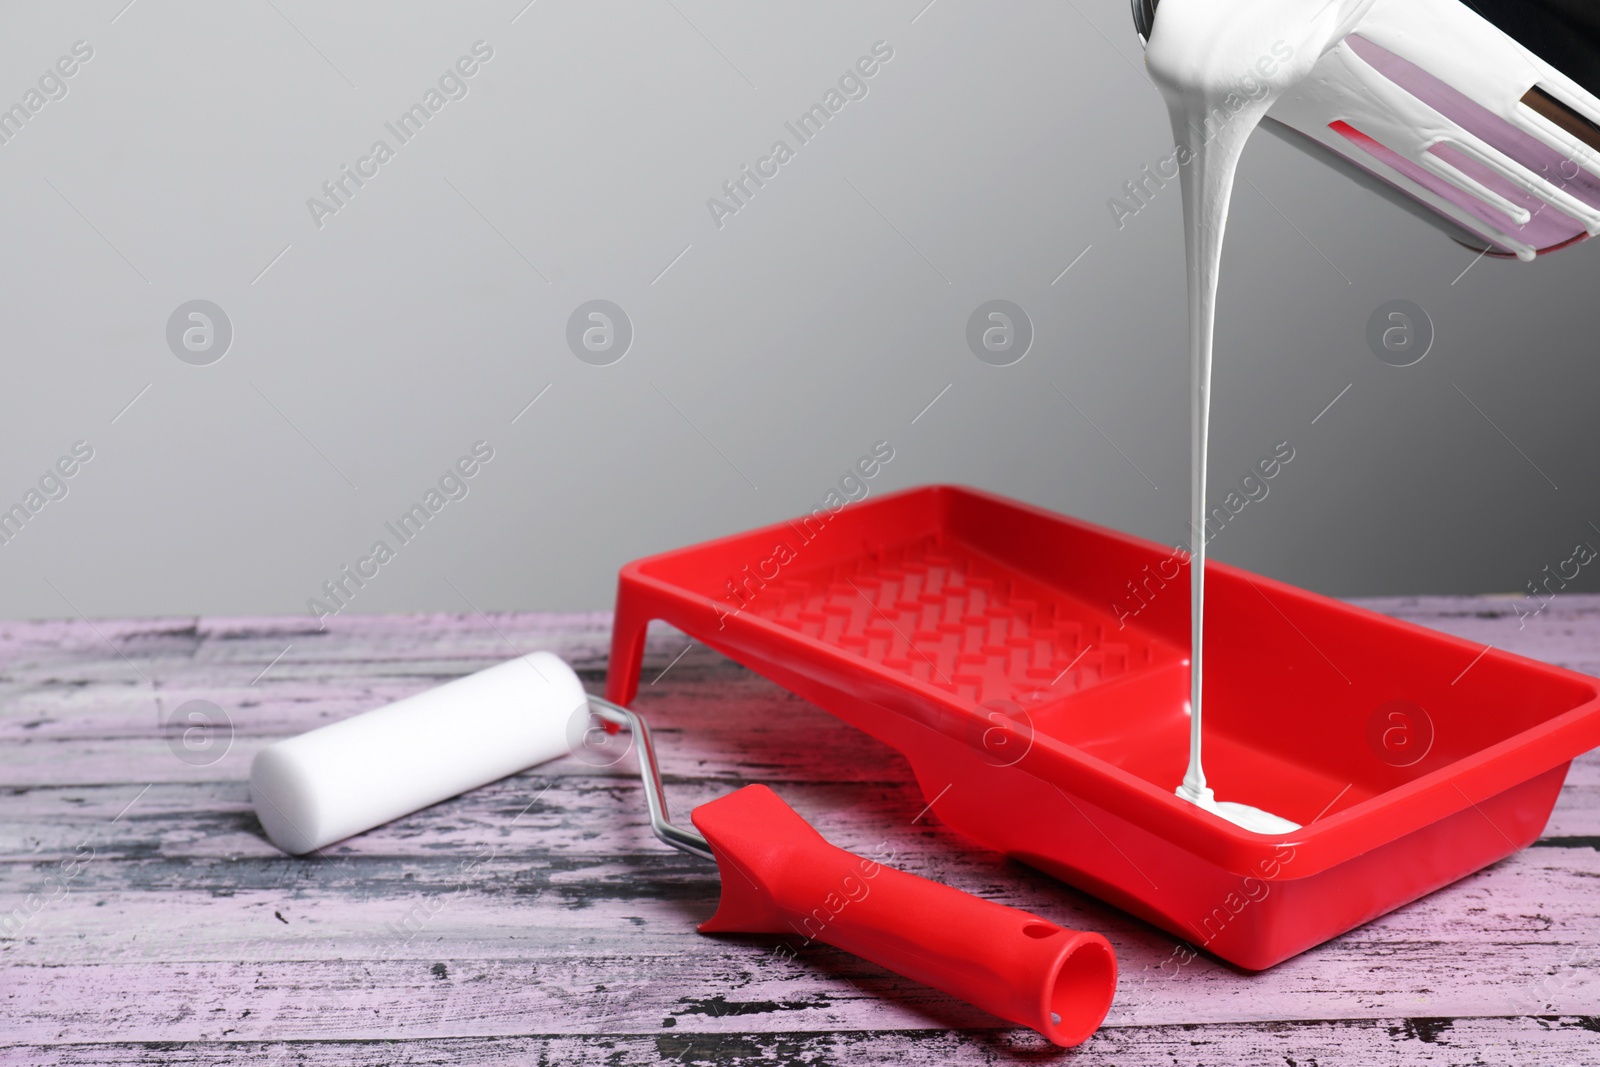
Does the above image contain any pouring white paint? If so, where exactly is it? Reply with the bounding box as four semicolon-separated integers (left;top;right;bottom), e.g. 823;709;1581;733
1144;0;1373;834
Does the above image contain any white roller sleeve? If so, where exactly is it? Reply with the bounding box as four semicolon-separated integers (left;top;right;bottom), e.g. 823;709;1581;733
250;652;585;854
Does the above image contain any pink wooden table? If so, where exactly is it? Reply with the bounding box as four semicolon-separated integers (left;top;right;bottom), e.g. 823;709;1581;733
3;599;1598;1065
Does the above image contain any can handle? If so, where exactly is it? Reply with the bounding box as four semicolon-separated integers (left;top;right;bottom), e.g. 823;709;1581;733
690;784;1117;1047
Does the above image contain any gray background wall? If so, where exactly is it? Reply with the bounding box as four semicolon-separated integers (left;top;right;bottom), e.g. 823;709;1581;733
2;0;1597;624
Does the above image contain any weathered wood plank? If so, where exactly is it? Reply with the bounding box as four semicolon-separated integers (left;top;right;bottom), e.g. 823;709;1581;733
0;708;893;790
0;625;880;788
1353;594;1600;675
4;1015;1599;1066
3;772;1599;1039
3;763;1594;862
2;938;1599;1046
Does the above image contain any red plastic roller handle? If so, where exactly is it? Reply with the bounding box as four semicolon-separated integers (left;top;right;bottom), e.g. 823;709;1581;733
690;784;1117;1047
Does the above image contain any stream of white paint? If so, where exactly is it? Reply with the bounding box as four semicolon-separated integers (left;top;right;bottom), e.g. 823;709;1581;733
1144;0;1377;833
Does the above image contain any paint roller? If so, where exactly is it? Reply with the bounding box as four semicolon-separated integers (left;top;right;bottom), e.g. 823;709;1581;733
249;653;1118;1047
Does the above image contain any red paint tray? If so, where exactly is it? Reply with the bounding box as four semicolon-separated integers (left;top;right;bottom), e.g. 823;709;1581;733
605;486;1600;969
